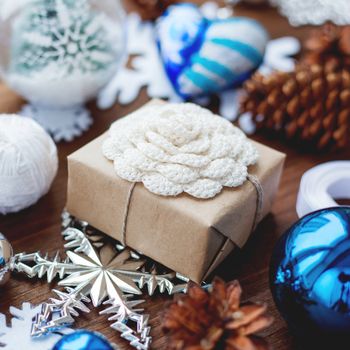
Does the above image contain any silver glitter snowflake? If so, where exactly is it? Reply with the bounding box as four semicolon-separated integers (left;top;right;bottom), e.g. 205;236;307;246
11;212;189;350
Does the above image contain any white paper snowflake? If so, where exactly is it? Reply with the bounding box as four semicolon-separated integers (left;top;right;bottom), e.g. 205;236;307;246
97;12;180;109
0;303;73;350
20;104;93;142
97;2;300;122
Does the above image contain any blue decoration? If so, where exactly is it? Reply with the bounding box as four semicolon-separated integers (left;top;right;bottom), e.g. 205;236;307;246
53;330;115;350
156;3;268;99
270;207;350;338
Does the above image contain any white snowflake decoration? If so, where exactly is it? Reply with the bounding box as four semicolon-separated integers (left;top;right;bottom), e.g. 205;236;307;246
20;104;93;143
0;303;73;350
98;2;300;123
98;12;180;109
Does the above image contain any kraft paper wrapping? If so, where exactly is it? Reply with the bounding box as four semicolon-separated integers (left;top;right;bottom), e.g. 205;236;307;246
66;103;285;283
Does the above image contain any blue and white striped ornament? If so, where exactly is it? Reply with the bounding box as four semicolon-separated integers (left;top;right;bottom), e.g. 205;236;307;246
156;3;269;99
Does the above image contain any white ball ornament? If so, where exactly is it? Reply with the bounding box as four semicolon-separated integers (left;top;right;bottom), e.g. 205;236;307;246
0;0;126;142
0;115;58;214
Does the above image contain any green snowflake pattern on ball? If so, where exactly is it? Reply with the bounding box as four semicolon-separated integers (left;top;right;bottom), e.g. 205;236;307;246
11;0;119;77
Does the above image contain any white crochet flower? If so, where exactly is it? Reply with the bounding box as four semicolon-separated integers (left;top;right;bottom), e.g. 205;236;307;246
102;103;259;199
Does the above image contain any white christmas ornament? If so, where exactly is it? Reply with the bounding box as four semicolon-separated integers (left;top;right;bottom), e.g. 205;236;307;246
0;115;58;214
103;103;258;199
0;0;126;142
0;303;73;350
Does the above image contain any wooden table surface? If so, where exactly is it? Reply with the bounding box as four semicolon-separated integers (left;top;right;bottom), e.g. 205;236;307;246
1;2;349;350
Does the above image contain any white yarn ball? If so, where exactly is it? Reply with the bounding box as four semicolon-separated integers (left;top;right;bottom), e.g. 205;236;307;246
0;115;58;214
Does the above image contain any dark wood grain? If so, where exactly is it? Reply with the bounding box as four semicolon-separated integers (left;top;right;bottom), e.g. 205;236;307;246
1;3;349;350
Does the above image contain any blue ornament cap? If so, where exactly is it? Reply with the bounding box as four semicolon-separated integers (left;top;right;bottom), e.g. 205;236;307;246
53;330;115;350
270;207;350;338
156;3;268;99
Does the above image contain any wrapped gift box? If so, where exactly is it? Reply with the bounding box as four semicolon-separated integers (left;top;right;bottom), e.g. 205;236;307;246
66;100;285;283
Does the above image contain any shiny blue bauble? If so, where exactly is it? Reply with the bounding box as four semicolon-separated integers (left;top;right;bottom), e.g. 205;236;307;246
270;207;350;338
53;330;115;350
156;3;268;99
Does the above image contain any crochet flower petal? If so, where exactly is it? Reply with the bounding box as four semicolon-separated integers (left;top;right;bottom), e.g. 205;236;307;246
200;158;235;179
145;130;180;155
221;163;248;187
137;142;170;163
179;136;210;154
157;163;199;184
237;142;259;166
102;138;120;160
123;148;158;172
184;179;223;199
156;116;200;146
114;157;143;182
169;153;210;168
143;173;183;196
208;135;234;159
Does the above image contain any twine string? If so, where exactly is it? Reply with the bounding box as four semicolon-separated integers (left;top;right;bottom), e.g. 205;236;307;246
121;182;136;246
247;174;264;232
121;175;263;247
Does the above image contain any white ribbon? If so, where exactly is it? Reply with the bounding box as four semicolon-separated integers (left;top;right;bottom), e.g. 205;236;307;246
296;161;350;218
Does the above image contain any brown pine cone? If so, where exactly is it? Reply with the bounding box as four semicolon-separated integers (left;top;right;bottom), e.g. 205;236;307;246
240;61;350;151
162;278;273;350
304;23;350;70
130;0;178;20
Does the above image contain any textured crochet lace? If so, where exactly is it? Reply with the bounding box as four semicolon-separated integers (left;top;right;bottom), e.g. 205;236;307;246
102;103;259;199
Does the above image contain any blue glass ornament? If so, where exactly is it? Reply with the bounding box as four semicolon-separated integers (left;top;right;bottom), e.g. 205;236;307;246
270;207;350;338
53;330;115;350
156;3;268;99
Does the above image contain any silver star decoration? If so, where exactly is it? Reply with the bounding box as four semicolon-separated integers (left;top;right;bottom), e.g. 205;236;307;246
11;212;189;349
59;239;145;307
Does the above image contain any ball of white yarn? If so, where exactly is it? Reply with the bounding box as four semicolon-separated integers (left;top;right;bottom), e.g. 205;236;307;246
0;115;58;214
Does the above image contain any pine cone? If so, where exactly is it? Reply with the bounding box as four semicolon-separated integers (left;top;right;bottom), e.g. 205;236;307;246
304;23;350;70
240;61;350;151
130;0;178;20
162;278;273;350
